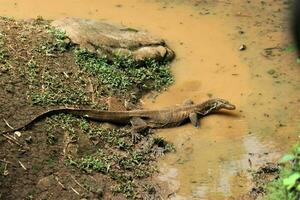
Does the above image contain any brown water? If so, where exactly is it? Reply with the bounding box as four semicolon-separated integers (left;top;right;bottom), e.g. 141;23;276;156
1;0;300;199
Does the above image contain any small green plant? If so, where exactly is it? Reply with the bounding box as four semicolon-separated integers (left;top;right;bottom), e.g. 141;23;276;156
46;114;80;142
30;70;89;106
285;44;297;53
279;147;300;192
0;34;9;64
74;49;173;95
263;144;300;200
0;48;8;64
68;151;111;174
58;116;174;197
26;59;39;86
0;163;5;176
113;180;136;198
41;27;71;55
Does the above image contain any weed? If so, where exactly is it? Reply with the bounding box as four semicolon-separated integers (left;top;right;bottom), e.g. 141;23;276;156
285;44;297;53
113;180;136;198
41;27;71;55
69;151;111;174
46;131;57;145
0;33;9;64
263;143;300;200
0;48;8;64
74;49;173;95
0;19;175;199
29;69;89;106
45;114;80;142
56;116;174;197
0;163;5;176
26;59;39;87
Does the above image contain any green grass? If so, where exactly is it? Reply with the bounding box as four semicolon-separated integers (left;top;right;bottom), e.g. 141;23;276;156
40;27;71;55
0;32;9;64
1;21;175;198
0;163;5;176
23;57;90;106
29;27;174;105
113;180;136;198
19;29;91;106
74;48;174;95
46;114;174;198
69;150;111;174
44;27;174;96
263;143;300;200
284;44;297;53
30;70;89;105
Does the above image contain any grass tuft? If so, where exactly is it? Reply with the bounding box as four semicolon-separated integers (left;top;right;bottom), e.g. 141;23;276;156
40;27;71;55
74;48;174;95
46;114;174;198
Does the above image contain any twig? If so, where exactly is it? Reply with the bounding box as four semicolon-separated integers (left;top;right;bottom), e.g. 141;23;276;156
87;78;95;104
7;44;17;53
70;186;80;195
3;162;8;176
63;71;69;78
18;161;27;170
1;134;22;147
55;176;66;190
0;159;13;164
235;12;251;17
3;119;14;130
71;175;87;191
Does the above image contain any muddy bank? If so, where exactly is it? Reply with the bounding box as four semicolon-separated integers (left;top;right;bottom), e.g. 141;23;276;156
0;18;175;199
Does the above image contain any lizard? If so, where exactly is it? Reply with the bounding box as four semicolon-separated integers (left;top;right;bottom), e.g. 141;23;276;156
1;98;235;134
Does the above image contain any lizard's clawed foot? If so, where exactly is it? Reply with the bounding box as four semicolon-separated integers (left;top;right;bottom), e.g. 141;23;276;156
153;147;165;157
131;131;142;144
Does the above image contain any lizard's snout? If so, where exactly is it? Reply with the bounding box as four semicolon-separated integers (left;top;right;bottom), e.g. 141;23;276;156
223;103;236;110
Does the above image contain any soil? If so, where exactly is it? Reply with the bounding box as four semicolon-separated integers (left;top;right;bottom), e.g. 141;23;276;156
0;18;172;200
237;163;280;200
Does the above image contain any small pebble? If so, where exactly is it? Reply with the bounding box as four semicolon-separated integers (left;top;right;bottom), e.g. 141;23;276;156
239;44;247;51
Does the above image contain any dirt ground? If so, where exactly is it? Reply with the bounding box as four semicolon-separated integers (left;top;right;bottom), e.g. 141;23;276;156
0;18;175;200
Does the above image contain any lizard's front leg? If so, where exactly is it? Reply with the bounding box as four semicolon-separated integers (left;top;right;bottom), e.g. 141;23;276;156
130;117;149;143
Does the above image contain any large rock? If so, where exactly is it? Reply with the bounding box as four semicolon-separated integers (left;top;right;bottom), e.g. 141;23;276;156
51;17;175;62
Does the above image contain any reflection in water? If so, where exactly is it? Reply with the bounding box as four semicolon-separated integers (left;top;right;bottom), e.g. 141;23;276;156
0;0;299;199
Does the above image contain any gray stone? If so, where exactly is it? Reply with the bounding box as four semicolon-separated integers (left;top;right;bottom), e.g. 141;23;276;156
51;17;175;61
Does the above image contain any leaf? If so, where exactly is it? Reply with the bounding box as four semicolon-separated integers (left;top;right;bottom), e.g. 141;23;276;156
296;147;300;154
285;44;297;52
283;173;300;190
279;154;296;163
296;184;300;192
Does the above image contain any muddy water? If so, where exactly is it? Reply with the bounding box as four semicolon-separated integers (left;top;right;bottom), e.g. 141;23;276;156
1;0;300;199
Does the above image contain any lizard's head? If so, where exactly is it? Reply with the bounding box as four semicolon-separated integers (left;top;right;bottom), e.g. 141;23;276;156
213;98;236;110
196;98;236;115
